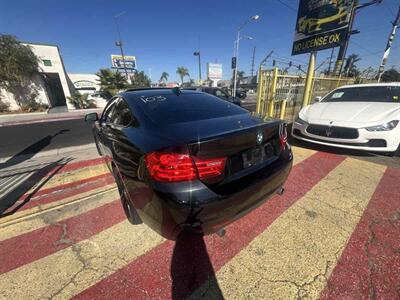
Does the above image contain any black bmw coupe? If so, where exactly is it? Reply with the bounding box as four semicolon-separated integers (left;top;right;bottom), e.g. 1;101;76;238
85;88;292;240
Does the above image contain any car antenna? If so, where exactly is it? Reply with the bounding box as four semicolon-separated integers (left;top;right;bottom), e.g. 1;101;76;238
172;86;181;96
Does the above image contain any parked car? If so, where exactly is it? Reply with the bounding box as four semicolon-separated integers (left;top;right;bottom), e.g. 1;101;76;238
85;88;292;240
87;92;109;108
184;87;242;106
292;83;400;155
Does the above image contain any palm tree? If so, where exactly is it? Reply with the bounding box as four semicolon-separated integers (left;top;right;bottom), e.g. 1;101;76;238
96;68;128;99
176;67;189;85
159;72;169;86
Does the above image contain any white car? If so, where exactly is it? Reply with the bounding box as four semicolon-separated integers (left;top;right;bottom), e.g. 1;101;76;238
292;83;400;155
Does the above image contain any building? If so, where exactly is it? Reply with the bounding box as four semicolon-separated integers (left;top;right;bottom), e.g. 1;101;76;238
0;42;75;111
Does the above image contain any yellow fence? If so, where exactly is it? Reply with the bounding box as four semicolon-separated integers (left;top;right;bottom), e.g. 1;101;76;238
256;68;363;123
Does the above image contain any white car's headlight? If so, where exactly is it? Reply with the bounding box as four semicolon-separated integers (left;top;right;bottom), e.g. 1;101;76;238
365;120;399;132
294;115;308;125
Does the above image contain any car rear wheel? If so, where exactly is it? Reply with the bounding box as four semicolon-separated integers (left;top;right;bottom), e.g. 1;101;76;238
113;167;142;225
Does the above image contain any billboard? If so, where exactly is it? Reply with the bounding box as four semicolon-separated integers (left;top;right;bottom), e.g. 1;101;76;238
292;0;354;55
111;54;136;70
207;63;222;80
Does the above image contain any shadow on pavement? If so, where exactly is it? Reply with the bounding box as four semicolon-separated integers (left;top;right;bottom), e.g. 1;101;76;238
171;231;223;300
0;157;72;217
0;129;70;169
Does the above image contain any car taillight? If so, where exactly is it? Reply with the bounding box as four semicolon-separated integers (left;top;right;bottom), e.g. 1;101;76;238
145;152;226;182
279;124;288;151
193;157;226;180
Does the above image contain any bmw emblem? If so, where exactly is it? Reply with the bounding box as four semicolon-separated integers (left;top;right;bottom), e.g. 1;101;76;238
256;132;264;145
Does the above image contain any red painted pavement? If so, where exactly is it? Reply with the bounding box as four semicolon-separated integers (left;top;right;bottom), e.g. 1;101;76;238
11;173;114;213
0;200;123;275
321;167;400;300
74;151;345;300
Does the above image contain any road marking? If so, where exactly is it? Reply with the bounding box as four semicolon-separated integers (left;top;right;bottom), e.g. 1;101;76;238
74;151;343;299
12;173;114;213
0;188;119;242
190;158;386;299
321;167;400;299
0;184;116;227
0;197;125;275
0;222;164;300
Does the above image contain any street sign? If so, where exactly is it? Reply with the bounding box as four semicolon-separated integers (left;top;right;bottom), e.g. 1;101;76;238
111;54;136;70
207;63;222;80
231;57;237;69
292;0;354;55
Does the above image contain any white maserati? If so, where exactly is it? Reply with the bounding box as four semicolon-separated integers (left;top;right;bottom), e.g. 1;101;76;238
292;83;400;155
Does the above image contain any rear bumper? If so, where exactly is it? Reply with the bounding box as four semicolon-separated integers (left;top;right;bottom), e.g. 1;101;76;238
124;150;292;240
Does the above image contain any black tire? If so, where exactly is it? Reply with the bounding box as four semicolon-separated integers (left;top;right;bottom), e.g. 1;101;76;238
113;168;142;225
390;143;400;157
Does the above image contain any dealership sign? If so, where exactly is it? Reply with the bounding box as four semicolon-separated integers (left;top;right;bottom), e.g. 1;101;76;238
207;63;222;80
111;54;136;70
292;0;354;55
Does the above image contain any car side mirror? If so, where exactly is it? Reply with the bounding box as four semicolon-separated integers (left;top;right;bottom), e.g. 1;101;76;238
85;112;98;122
314;96;322;103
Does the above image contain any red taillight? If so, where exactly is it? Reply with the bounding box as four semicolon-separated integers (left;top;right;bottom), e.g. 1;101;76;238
279;124;288;150
145;152;226;182
193;157;226;180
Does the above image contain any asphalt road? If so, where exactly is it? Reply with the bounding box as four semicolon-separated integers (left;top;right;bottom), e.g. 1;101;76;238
0;118;94;159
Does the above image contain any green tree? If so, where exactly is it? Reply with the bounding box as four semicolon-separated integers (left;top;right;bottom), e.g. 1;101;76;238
381;68;400;82
236;70;245;86
129;71;151;88
96;68;128;99
0;34;40;107
176;67;189;85
159;72;169;86
67;91;96;109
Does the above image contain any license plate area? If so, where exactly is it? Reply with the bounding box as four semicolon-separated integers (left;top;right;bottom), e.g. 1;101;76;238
242;145;265;168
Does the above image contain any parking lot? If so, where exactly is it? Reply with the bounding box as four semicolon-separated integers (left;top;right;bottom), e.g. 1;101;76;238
0;141;399;300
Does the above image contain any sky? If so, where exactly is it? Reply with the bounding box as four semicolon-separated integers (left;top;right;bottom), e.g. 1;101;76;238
0;0;399;82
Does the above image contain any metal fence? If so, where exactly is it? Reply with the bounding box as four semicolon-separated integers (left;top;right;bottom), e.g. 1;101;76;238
256;68;373;123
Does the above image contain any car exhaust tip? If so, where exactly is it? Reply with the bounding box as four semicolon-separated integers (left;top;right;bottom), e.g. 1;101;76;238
277;187;285;195
216;228;226;238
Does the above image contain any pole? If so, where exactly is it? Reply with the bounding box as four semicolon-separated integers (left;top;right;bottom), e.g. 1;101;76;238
251;46;256;77
327;47;335;75
333;1;357;76
114;13;129;80
377;5;400;82
302;52;316;108
233;30;240;98
198;52;202;83
268;67;279;117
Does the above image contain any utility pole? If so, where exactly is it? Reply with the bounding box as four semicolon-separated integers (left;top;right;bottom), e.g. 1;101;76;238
193;51;202;84
333;0;382;76
250;46;256;77
377;5;400;82
114;12;129;80
327;47;335;75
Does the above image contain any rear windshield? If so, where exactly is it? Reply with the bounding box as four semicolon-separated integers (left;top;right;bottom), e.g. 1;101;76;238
322;86;400;103
132;92;247;125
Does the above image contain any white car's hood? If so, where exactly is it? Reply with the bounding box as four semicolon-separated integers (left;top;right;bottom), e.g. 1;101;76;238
302;102;400;124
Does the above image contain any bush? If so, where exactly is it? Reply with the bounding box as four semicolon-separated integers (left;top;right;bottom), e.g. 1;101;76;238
20;100;49;112
68;92;97;109
0;99;10;113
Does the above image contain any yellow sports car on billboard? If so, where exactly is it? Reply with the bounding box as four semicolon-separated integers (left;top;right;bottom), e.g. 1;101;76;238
298;6;348;35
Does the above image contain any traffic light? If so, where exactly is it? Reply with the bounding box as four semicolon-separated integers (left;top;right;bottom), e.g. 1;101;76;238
272;60;276;66
231;57;237;69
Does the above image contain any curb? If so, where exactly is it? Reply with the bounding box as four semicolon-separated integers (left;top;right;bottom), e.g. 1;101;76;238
0;143;96;164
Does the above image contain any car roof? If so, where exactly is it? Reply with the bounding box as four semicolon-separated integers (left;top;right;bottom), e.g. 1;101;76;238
121;88;200;96
339;82;400;89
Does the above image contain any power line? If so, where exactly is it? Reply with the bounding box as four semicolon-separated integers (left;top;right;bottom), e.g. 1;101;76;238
275;0;297;12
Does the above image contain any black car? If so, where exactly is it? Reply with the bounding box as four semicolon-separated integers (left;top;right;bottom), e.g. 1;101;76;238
85;88;292;240
184;87;242;106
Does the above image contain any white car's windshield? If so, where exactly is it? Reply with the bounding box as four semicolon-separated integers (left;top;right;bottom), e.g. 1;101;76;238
323;86;400;103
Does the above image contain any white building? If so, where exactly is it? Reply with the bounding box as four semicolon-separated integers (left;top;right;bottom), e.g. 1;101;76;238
0;42;75;111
